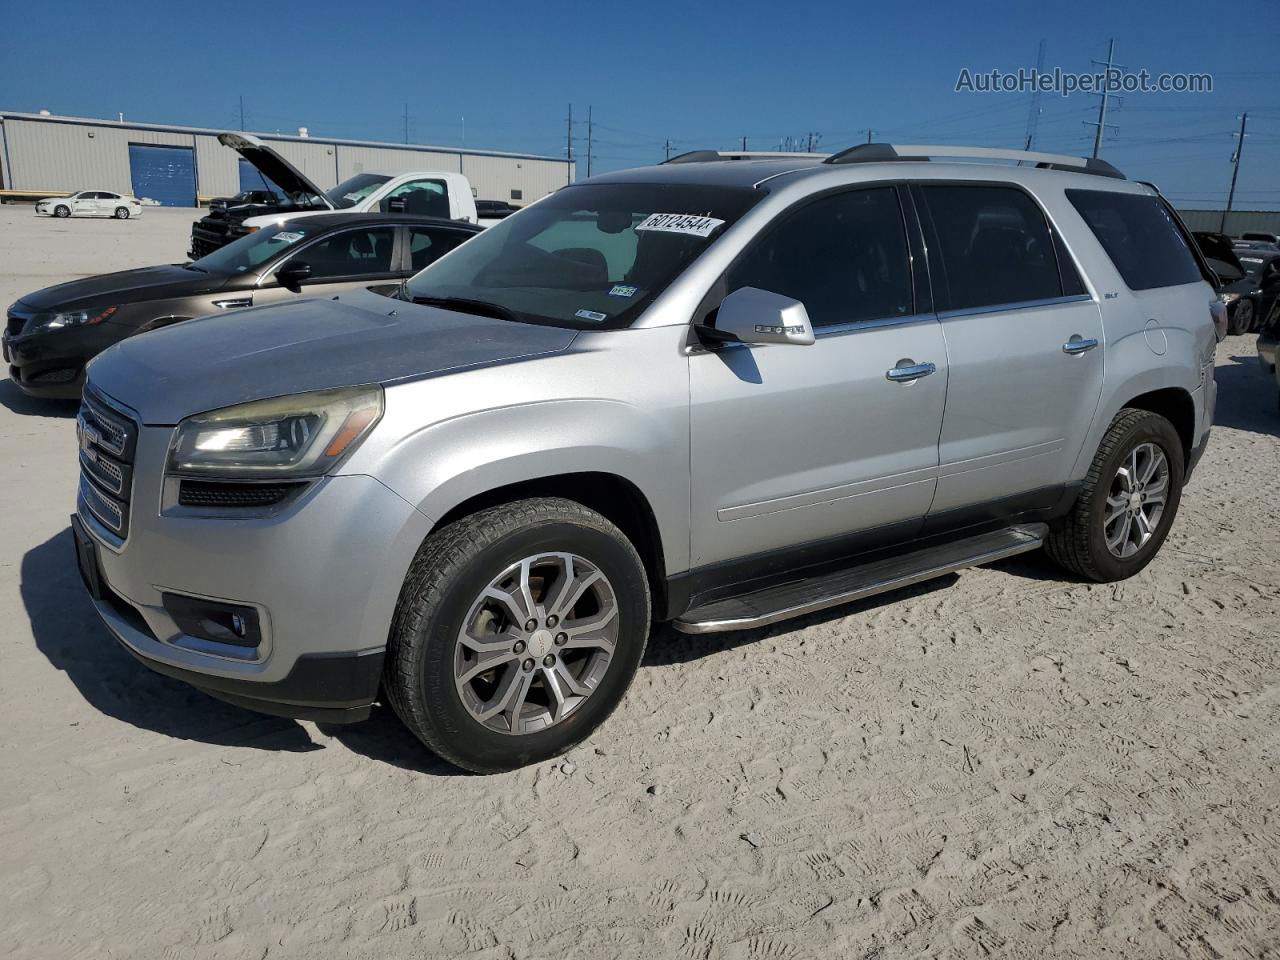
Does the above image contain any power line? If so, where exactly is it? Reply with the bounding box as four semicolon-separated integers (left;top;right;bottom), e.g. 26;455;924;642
1221;112;1249;232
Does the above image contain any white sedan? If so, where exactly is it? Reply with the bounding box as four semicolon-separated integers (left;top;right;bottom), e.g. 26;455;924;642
35;190;144;220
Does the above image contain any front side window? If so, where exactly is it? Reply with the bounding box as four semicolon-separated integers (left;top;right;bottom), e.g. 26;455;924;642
381;179;448;216
725;187;913;328
921;185;1062;311
1066;189;1201;291
325;173;392;209
405;182;762;329
290;227;396;279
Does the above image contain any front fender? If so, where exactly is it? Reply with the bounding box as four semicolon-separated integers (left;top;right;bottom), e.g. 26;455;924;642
348;396;692;576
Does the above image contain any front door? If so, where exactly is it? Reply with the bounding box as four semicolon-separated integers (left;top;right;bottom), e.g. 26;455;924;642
913;183;1105;518
689;186;947;570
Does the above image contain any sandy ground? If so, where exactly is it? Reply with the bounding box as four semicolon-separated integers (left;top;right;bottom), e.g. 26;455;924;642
1;204;1279;960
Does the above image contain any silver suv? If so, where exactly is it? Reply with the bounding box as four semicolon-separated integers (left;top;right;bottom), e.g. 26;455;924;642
72;144;1219;772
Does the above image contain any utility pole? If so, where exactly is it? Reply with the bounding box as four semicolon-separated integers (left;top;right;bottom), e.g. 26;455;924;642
1220;112;1250;233
664;139;672;161
402;103;409;144
1024;38;1046;150
239;95;245;132
807;131;814;152
566;104;574;183
1085;39;1122;158
742;136;748;151
861;128;877;144
586;105;593;178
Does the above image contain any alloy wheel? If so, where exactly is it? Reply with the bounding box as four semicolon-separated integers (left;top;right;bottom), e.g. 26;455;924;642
453;552;619;735
1103;441;1170;559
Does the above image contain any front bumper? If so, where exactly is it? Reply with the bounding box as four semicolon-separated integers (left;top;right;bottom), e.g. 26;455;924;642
74;396;433;721
4;323;123;399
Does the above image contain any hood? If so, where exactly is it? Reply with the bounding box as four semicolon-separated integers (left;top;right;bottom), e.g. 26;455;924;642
217;133;333;207
86;287;579;424
17;265;233;312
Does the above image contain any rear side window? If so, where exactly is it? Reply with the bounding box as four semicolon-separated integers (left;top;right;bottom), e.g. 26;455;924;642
726;187;914;328
919;185;1062;311
1066;189;1201;290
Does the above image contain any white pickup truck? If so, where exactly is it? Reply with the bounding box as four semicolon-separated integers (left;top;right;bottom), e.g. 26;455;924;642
189;133;486;258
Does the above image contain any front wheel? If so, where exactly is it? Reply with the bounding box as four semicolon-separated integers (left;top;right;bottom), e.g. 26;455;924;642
114;206;130;220
1228;299;1253;336
1047;408;1185;582
384;498;651;773
54;205;70;218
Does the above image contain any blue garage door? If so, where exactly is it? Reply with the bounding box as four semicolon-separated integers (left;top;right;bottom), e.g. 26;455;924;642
238;158;283;197
128;143;196;207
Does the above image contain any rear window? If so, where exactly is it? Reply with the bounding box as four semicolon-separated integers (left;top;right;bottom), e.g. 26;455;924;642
1066;190;1201;290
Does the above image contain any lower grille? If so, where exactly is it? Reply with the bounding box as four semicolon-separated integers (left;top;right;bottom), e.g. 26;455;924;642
178;480;303;508
6;313;26;338
77;389;137;540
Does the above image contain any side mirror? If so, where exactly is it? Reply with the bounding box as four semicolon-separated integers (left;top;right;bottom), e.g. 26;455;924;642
277;260;312;293
707;286;815;346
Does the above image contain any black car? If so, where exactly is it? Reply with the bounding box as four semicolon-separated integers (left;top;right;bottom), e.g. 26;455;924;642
476;200;521;220
4;213;481;399
1195;231;1276;335
208;189;281;212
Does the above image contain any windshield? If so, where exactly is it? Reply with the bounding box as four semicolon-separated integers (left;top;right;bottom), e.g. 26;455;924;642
325;173;392;210
404;182;762;329
189;225;313;274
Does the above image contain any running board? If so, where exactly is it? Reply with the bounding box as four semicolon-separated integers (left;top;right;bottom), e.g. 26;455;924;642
673;524;1047;634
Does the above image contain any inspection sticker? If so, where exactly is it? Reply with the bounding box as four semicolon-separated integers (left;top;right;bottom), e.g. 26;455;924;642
634;213;725;238
609;284;638;298
575;308;608;322
272;231;305;244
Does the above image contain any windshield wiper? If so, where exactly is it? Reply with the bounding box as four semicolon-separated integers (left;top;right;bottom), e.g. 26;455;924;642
411;295;522;324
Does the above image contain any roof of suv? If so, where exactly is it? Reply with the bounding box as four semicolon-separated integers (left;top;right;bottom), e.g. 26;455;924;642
584;144;1149;196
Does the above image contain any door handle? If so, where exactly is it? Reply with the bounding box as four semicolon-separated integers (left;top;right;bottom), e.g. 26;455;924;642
886;360;936;382
1062;336;1099;355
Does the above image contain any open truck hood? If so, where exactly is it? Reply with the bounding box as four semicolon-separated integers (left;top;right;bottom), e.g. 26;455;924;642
217;133;334;209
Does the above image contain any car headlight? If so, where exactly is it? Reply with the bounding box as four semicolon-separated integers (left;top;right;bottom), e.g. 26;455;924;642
1219;292;1241;305
26;305;118;334
168;385;384;479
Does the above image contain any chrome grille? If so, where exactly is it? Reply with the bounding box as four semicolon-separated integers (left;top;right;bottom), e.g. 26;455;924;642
77;388;137;539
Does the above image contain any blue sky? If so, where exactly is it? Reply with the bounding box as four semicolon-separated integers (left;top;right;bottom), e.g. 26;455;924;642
2;0;1277;209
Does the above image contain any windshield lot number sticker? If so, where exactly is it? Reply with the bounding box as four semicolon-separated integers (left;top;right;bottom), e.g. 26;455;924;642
634;213;725;238
609;284;637;297
575;309;608;322
272;231;305;244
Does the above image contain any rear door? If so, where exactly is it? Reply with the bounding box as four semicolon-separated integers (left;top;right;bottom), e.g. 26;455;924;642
254;225;403;305
689;185;948;568
913;182;1105;519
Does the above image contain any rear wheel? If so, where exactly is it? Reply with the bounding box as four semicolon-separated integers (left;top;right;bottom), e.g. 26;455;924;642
1047;408;1185;582
1228;299;1253;335
384;497;651;773
114;206;130;220
54;205;70;218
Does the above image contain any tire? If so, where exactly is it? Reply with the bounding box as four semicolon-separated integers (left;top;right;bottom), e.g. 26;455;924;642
54;205;70;218
1228;298;1253;336
384;497;651;773
1047;408;1185;582
114;207;130;220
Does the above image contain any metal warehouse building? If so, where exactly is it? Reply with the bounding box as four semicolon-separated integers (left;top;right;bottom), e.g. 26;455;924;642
0;110;573;207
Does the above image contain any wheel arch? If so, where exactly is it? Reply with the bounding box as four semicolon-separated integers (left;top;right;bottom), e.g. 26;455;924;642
431;472;669;618
1122;386;1197;467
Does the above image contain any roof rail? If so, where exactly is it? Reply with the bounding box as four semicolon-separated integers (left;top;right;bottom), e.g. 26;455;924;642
663;149;829;164
823;143;1125;180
